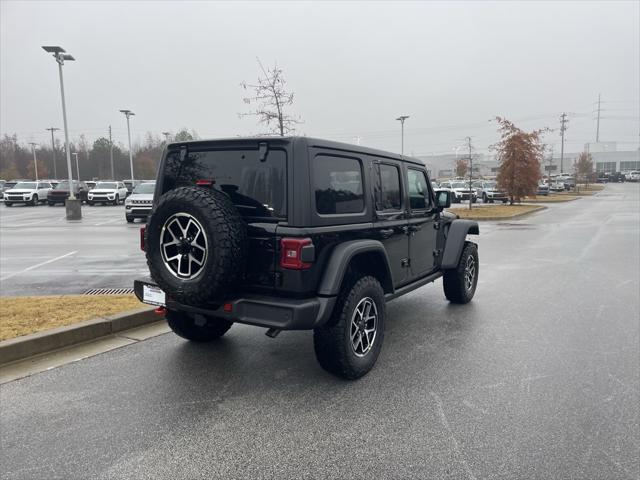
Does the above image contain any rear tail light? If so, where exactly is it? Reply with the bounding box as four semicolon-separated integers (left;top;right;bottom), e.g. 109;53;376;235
280;238;313;270
140;227;146;252
196;179;215;187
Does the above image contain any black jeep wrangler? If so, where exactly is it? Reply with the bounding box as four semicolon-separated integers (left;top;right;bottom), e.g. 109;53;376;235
135;137;479;379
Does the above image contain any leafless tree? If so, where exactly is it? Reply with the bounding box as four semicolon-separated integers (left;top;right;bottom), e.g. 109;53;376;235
240;59;302;136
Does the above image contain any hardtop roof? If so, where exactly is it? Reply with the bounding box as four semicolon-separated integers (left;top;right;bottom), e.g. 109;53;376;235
165;136;426;167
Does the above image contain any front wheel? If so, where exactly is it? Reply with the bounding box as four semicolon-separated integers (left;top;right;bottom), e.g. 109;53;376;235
166;310;232;342
313;276;385;379
4;202;12;207
113;195;120;206
126;215;134;223
29;194;38;206
443;242;478;304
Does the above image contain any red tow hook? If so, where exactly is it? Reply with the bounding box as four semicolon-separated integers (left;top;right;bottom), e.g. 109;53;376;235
154;306;167;315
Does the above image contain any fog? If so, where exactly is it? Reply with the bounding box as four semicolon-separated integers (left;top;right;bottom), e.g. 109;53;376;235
1;0;638;154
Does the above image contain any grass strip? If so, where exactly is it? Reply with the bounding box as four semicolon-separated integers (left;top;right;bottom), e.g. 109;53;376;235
0;295;141;341
451;204;544;220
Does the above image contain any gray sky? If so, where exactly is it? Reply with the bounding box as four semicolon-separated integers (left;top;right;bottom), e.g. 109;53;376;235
1;0;638;155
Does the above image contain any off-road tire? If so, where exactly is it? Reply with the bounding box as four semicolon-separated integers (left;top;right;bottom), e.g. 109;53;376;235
145;186;247;306
313;276;385;379
166;309;232;342
443;242;478;304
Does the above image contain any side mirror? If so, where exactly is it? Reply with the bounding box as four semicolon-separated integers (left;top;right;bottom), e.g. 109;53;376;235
435;190;451;210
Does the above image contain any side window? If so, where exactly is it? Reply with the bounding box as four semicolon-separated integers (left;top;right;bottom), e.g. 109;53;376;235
313;155;364;215
407;169;431;210
375;163;402;211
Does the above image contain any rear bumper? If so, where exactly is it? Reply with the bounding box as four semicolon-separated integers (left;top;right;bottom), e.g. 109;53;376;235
134;278;336;330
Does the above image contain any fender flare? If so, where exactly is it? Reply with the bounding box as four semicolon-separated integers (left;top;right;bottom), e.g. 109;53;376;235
441;219;479;269
318;240;393;296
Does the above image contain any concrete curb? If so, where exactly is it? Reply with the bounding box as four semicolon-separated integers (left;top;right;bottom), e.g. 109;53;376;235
0;306;156;366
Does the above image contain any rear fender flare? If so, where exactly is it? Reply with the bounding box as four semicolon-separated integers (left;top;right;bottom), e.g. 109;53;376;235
318;240;393;296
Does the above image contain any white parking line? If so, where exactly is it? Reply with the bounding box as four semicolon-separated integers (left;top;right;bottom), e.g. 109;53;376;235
0;251;78;281
93;219;121;226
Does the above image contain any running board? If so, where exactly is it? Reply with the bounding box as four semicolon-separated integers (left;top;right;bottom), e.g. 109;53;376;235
385;271;443;301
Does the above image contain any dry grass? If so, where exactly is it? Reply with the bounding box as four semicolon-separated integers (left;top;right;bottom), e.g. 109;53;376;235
450;204;544;220
0;295;142;341
523;194;579;203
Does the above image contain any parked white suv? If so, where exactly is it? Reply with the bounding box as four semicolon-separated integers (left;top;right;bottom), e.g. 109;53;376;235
125;181;155;222
626;171;640;182
87;181;128;205
3;181;52;206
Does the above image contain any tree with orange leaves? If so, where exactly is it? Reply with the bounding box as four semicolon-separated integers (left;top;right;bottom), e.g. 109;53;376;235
455;158;468;177
492;117;546;204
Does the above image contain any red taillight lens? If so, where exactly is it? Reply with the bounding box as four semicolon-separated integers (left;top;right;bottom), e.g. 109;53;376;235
140;227;146;252
196;179;214;187
280;238;313;270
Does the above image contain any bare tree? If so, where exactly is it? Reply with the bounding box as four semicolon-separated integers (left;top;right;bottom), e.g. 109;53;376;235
455;158;468;178
240;59;301;136
575;151;594;188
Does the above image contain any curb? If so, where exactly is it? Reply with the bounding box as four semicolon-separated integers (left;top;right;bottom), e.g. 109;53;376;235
454;205;547;222
0;306;156;366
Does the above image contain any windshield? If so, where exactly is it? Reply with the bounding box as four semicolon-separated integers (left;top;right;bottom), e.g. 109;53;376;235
95;182;118;189
133;183;155;194
54;181;76;190
484;181;496;188
451;182;468;189
14;182;37;189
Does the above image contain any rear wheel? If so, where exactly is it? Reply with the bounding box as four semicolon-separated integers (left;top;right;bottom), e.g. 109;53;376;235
166;310;232;342
443;242;478;304
313;276;385;379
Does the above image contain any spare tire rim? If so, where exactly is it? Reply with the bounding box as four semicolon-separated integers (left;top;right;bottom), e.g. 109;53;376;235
160;212;208;279
465;255;476;291
350;297;377;357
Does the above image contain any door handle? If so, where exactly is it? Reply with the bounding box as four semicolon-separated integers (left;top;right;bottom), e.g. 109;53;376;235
380;228;394;239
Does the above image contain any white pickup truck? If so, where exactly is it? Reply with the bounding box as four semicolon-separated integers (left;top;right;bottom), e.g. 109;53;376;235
3;181;53;206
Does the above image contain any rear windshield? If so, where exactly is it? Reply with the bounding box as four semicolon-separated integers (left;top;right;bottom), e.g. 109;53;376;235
162;148;286;219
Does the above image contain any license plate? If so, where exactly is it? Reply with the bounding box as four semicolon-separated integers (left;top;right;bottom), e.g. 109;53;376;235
143;284;166;307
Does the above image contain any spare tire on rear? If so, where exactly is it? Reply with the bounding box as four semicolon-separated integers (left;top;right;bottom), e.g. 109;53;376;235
145;186;247;306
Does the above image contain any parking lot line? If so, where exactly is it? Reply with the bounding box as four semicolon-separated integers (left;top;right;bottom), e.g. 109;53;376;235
0;250;78;282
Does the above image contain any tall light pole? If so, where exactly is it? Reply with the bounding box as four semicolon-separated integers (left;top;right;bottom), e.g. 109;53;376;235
396;115;409;158
72;152;80;181
108;125;115;180
45;127;59;178
42;45;81;220
120;109;135;181
29;142;39;181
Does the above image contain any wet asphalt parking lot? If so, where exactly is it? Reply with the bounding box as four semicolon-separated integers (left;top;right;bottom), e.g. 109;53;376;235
0;202;146;296
1;183;639;479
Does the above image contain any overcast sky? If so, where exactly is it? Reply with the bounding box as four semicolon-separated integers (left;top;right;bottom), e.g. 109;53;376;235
1;0;638;156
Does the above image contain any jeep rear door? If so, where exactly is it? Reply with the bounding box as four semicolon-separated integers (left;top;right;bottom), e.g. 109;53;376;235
373;160;409;287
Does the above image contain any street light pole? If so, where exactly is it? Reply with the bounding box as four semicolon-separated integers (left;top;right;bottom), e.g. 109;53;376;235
29;142;39;181
72;152;80;181
45;127;59;178
120;110;135;181
42;45;81;220
396;115;409;158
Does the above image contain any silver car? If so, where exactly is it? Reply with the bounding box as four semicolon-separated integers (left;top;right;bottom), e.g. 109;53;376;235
125;181;155;222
